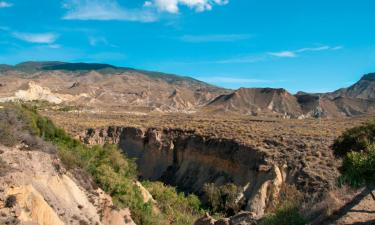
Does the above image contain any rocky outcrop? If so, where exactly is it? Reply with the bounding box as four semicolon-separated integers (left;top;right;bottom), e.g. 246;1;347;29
194;212;257;225
5;185;65;225
246;165;283;218
82;126;287;218
0;144;136;225
0;81;88;104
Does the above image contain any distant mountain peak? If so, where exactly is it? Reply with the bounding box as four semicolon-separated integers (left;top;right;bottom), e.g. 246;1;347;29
360;73;375;82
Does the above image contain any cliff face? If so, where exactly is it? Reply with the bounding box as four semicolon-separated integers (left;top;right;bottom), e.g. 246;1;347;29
82;127;286;218
0;143;136;225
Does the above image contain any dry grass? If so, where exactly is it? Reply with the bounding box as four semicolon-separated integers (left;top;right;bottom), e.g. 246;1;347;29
39;106;372;203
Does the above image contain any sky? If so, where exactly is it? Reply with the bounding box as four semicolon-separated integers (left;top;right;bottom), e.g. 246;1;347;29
0;0;375;93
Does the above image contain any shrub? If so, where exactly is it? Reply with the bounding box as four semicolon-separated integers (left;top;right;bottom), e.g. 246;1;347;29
143;181;203;225
333;120;375;187
332;121;375;157
272;184;304;212
0;123;17;147
338;144;375;187
0;108;24;147
203;183;242;216
259;203;307;225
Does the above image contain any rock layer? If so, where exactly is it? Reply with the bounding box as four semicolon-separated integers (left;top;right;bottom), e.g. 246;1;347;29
0;144;136;225
82;126;287;217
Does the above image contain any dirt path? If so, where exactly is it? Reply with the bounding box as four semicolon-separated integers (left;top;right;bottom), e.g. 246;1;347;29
322;187;375;225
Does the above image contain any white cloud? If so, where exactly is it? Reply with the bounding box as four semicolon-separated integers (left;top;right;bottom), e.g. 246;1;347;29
180;34;252;43
269;45;343;58
186;45;343;64
12;32;59;44
144;0;229;14
0;1;12;8
63;0;157;22
268;51;296;58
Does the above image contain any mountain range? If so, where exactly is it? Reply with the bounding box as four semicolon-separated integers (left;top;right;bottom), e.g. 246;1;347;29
0;61;374;118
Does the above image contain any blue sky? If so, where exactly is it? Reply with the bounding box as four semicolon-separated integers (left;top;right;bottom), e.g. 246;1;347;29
0;0;375;93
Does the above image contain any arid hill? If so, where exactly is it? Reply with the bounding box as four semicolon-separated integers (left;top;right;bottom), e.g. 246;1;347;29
0;61;374;118
207;74;375;118
207;88;303;117
0;61;229;113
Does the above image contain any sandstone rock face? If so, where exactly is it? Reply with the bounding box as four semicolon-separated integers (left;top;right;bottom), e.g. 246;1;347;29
0;144;136;225
0;81;87;104
6;185;65;225
83;126;287;218
246;165;283;218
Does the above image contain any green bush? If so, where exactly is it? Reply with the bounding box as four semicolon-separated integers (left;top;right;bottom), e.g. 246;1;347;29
333;120;375;187
143;181;203;225
259;204;307;225
203;183;242;216
332;121;375;157
339;144;375;187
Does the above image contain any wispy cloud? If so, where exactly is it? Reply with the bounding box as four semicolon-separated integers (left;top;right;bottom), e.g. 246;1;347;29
179;34;252;43
12;32;59;44
144;0;229;14
88;36;117;47
0;1;12;8
268;45;343;58
268;51;296;58
181;45;343;64
62;0;157;22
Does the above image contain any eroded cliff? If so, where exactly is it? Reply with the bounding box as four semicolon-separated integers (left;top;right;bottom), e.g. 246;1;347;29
0;143;136;225
82;126;289;218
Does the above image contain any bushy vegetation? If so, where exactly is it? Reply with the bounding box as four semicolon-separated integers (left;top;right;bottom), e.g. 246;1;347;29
259;203;307;225
258;184;306;225
143;181;204;224
333;121;375;157
333;121;375;187
0;107;24;147
0;103;206;224
203;183;242;216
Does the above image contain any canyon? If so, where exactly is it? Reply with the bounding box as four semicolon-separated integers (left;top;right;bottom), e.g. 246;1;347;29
1;62;374;224
79;124;340;219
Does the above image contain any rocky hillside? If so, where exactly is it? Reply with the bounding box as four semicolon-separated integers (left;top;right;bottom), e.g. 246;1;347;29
207;88;303;117
0;61;228;113
206;74;375;118
0;105;136;225
328;73;375;99
0;61;374;117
